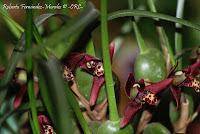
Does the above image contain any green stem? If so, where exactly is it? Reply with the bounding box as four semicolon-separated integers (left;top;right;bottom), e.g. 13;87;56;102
108;10;200;31
128;0;147;54
101;0;119;121
65;86;92;134
86;39;95;56
175;0;185;69
25;2;40;134
29;112;37;134
147;0;176;65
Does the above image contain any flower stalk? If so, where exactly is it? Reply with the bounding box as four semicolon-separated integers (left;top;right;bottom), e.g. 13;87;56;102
128;0;147;54
147;0;176;66
175;0;186;69
101;0;119;121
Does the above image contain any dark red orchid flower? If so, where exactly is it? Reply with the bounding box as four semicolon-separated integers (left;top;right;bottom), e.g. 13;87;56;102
38;114;55;134
169;61;200;108
0;67;31;109
120;73;173;128
63;42;115;106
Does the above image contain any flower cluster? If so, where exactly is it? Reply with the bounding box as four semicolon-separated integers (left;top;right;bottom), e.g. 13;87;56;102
169;60;200;108
120;73;173;128
120;60;200;128
63;42;115;106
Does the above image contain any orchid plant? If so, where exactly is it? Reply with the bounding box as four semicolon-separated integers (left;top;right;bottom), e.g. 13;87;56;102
0;0;200;134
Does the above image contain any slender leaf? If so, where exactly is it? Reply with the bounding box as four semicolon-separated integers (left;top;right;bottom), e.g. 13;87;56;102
108;10;200;31
65;83;92;134
37;56;74;134
25;3;40;133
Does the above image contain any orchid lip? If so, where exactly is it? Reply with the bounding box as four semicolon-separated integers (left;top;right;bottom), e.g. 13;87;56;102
175;71;184;76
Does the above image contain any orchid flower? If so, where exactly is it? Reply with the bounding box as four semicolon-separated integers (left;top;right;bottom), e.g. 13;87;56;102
0;67;31;109
63;42;115;106
38;114;56;134
120;73;173;128
12;68;39;109
169;60;200;108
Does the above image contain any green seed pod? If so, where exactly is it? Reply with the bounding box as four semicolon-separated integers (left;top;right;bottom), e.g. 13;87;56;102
134;48;167;83
97;120;134;134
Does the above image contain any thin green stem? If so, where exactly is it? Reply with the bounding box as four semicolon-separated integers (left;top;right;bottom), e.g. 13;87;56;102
65;86;92;134
108;10;200;31
128;0;147;54
25;2;40;133
101;0;119;121
147;0;175;66
29;112;37;134
175;0;185;69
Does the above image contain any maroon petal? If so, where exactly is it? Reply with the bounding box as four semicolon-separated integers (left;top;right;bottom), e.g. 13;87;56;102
182;76;200;92
170;86;181;109
89;76;105;106
13;84;27;109
109;42;115;63
83;54;100;62
145;78;173;94
38;114;50;125
38;114;52;134
64;52;85;71
184;60;200;74
125;73;135;97
0;68;5;78
120;100;142;128
79;55;101;73
137;79;145;91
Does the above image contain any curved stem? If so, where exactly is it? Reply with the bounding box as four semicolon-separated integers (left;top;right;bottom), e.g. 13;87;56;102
175;0;185;69
108;10;200;31
128;0;147;54
101;0;119;121
147;0;176;66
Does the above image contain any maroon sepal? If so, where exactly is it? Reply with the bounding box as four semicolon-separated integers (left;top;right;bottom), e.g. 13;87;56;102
109;42;115;63
125;73;135;97
89;76;105;106
170;86;181;109
38;114;55;134
13;84;27;109
184;60;200;75
120;100;142;128
145;78;173;94
63;52;85;71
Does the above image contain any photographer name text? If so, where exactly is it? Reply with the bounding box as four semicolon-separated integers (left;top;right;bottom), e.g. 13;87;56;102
2;3;84;10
